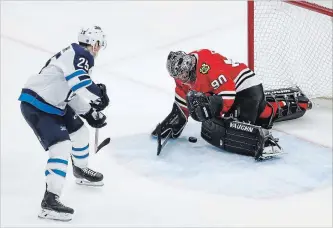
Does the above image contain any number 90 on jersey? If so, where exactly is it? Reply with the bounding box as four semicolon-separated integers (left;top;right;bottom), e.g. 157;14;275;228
211;75;227;90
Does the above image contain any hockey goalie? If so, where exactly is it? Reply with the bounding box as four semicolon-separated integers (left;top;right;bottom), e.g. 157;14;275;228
152;49;312;160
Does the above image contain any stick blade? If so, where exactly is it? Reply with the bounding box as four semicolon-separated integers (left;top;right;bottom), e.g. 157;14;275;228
156;123;162;156
96;137;111;153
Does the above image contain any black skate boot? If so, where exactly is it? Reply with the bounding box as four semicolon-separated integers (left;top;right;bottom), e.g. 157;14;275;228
73;164;104;186
38;188;74;221
255;130;284;161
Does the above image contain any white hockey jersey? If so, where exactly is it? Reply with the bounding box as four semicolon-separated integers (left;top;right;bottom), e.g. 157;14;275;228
18;43;102;116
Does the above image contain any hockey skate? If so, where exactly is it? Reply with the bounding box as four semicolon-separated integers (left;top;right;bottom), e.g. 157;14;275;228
38;189;74;222
255;135;284;161
73;164;104;186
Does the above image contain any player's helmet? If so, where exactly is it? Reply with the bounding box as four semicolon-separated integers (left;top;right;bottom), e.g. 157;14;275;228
78;25;107;49
166;51;196;82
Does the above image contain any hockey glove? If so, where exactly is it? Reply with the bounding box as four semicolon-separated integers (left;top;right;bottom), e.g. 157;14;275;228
90;83;110;111
186;90;223;122
152;102;188;139
80;108;107;128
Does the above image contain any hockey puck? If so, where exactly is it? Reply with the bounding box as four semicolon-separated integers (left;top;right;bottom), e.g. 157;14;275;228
188;136;197;143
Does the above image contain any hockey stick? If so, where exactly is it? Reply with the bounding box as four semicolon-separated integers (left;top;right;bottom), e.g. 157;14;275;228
156;123;173;156
96;137;111;153
93;111;111;154
94;128;99;153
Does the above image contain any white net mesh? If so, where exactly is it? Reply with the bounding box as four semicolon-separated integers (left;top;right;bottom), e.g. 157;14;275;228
253;1;333;98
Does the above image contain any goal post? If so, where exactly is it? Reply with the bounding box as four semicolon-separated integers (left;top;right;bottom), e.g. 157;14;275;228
248;0;333;99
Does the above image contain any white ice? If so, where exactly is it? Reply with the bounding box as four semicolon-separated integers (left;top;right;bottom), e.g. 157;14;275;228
1;1;332;227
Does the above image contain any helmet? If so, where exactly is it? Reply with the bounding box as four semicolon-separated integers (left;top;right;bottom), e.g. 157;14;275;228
166;51;196;82
78;25;107;49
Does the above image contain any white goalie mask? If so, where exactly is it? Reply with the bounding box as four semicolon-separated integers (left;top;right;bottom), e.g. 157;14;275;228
78;25;107;50
166;51;196;83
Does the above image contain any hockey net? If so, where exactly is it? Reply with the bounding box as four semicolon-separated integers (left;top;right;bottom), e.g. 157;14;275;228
248;0;333;99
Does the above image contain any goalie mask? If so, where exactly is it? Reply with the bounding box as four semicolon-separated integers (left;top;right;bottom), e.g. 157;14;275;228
166;51;196;83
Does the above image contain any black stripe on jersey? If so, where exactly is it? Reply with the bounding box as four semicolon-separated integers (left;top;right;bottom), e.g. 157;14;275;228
175;96;187;106
220;94;236;97
78;75;91;81
235;73;255;90
235;69;252;85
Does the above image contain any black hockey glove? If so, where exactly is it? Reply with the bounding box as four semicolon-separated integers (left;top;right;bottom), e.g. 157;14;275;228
186;90;223;122
152;102;188;139
90;83;110;111
80;108;107;128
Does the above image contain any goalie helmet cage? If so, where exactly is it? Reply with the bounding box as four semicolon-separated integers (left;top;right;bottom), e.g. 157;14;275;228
248;0;333;99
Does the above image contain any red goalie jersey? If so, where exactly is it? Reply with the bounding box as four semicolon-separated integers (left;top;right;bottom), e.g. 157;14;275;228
174;49;261;116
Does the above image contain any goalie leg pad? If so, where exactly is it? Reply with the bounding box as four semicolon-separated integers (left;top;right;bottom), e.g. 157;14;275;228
201;119;263;157
263;87;312;123
201;118;283;160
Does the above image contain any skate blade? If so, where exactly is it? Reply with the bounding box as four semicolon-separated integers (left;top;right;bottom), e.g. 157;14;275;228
257;147;286;160
260;152;284;159
75;178;104;186
38;208;72;222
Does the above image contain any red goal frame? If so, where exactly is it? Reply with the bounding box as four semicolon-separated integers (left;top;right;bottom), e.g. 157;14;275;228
247;1;333;71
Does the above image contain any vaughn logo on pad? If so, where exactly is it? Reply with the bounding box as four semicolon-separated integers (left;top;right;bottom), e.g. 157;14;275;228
264;89;291;95
230;122;254;133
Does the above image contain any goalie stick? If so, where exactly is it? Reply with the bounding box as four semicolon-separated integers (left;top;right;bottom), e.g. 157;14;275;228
156;123;173;156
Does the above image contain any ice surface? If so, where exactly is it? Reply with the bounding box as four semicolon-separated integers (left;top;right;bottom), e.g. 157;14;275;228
1;1;332;227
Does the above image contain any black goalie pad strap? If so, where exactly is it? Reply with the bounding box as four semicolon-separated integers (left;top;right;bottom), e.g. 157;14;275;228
264;86;311;122
264;87;309;104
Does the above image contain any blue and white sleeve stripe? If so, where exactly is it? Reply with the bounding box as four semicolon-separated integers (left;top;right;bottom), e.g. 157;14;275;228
72;80;92;92
65;69;87;81
65;69;92;92
75;82;101;102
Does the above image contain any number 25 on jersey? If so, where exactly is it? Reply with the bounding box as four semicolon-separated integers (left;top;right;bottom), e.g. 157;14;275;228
77;57;89;71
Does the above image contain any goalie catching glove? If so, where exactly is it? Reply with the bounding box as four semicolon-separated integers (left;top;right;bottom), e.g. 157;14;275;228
186;90;223;122
152;102;188;138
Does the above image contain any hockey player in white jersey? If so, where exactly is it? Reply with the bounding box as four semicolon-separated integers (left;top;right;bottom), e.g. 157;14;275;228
18;25;109;221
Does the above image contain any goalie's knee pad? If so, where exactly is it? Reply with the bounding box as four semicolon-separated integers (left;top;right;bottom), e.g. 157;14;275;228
201;118;283;160
264;87;312;123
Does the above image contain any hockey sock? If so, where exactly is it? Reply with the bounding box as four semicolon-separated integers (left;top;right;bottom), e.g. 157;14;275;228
45;140;71;196
69;125;90;168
